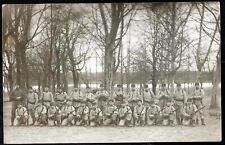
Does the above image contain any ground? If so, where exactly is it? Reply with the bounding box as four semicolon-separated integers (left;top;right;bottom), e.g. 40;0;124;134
3;87;222;143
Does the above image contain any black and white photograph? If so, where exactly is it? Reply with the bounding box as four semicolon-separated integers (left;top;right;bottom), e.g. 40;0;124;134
2;2;221;143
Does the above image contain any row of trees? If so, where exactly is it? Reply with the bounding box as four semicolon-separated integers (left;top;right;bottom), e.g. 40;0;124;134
2;3;220;115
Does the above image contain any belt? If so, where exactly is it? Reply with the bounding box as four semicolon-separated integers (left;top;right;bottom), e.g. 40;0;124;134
28;102;35;104
193;98;202;100
174;99;184;102
43;100;51;102
56;100;64;102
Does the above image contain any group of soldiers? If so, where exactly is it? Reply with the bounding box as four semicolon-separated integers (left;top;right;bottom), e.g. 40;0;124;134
10;82;206;127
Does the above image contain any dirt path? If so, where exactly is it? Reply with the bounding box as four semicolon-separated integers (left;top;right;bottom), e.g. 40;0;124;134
3;101;221;143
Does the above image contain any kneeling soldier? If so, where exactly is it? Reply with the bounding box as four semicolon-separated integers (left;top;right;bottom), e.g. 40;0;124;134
48;102;62;126
14;104;28;126
162;99;176;126
133;98;146;126
146;99;161;126
75;99;89;126
118;100;132;127
34;102;48;126
182;98;198;127
89;100;103;126
103;98;118;126
61;99;76;126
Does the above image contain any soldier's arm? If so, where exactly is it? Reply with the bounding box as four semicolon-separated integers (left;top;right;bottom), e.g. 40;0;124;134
42;106;47;114
23;107;28;117
113;106;118;114
34;93;39;105
50;93;54;102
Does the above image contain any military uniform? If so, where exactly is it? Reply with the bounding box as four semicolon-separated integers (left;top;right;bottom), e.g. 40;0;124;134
133;98;146;126
142;85;155;108
34;103;48;126
173;84;186;125
75;100;89;126
48;103;62;126
55;90;67;109
161;101;176;126
103;99;118;126
10;86;26;126
41;88;54;108
146;99;161;126
113;84;127;109
118;101;132;127
14;104;28;126
157;84;170;108
61;100;76;126
192;82;205;125
69;88;83;109
89;101;103;126
182;98;198;126
26;88;38;125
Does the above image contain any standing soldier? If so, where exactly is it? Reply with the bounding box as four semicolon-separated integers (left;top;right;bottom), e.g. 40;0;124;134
96;84;109;97
13;104;28;126
55;88;67;109
103;98;118;126
75;99;90;126
142;84;155;109
173;83;186;125
85;87;96;102
89;100;103;126
182;98;198;127
192;82;205;125
34;102;48;126
161;99;176;126
40;87;54;109
96;84;109;111
133;98;146;126
113;84;126;109
61;99;76;126
69;87;83;110
157;83;170;109
118;100;132;127
48;102;62;126
146;99;161;126
128;84;140;101
10;85;26;126
26;87;38;125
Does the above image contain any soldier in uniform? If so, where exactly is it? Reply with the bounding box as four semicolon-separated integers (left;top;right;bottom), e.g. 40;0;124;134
75;99;90;126
142;84;155;109
192;82;205;125
113;84;126;109
103;98;118;126
133;98;146;126
146;99;161;126
55;88;67;109
96;84;109;97
48;102;62;126
96;84;109;111
69;87;83;110
26;87;39;125
128;84;140;101
61;99;76;126
10;85;26;126
34;102;48;126
161;99;176;126
13;104;28;126
182;98;198;127
89;100;103;127
85;87;96;102
40;87;54;109
157;83;170;109
117;100;132;127
173;83;186;125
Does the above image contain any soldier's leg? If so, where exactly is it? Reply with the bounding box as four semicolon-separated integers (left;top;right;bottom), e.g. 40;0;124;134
83;114;89;126
140;114;145;126
11;102;17;126
14;117;20;126
67;114;74;126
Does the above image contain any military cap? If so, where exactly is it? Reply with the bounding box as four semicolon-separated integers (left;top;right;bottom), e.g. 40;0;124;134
108;98;114;102
100;84;104;88
92;100;98;105
117;84;122;88
67;98;73;102
195;82;200;86
50;102;56;106
154;98;159;104
162;83;166;87
136;98;142;102
128;98;137;103
186;98;193;103
131;84;135;88
98;94;108;101
176;83;181;87
86;98;95;103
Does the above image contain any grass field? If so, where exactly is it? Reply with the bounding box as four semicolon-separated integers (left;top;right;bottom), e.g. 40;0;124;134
3;87;222;143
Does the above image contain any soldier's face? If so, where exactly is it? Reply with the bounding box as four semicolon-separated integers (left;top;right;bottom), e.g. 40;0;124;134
109;101;113;105
145;89;148;92
29;89;33;93
196;86;199;89
137;101;142;105
131;88;135;91
18;105;22;108
44;88;48;91
177;86;181;90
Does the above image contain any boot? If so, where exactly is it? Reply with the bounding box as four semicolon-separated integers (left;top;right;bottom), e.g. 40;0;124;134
190;119;195;127
201;119;206;125
196;119;199;125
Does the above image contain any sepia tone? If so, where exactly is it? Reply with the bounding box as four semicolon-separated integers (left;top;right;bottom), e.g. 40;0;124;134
2;2;221;143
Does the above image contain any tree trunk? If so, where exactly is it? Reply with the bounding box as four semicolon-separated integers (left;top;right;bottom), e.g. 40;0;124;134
209;52;220;116
20;46;29;90
15;43;21;86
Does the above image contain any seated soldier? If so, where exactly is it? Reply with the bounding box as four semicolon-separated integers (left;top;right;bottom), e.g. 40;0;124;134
55;88;67;109
133;98;146;126
103;98;118;126
75;99;89;126
118;100;132;127
48;102;62;126
61;99;76;126
26;87;38;125
182;98;198;127
89;100;103;127
14;104;28;126
146;99;161;126
161;99;176;126
85;87;96;101
34;102;48;126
